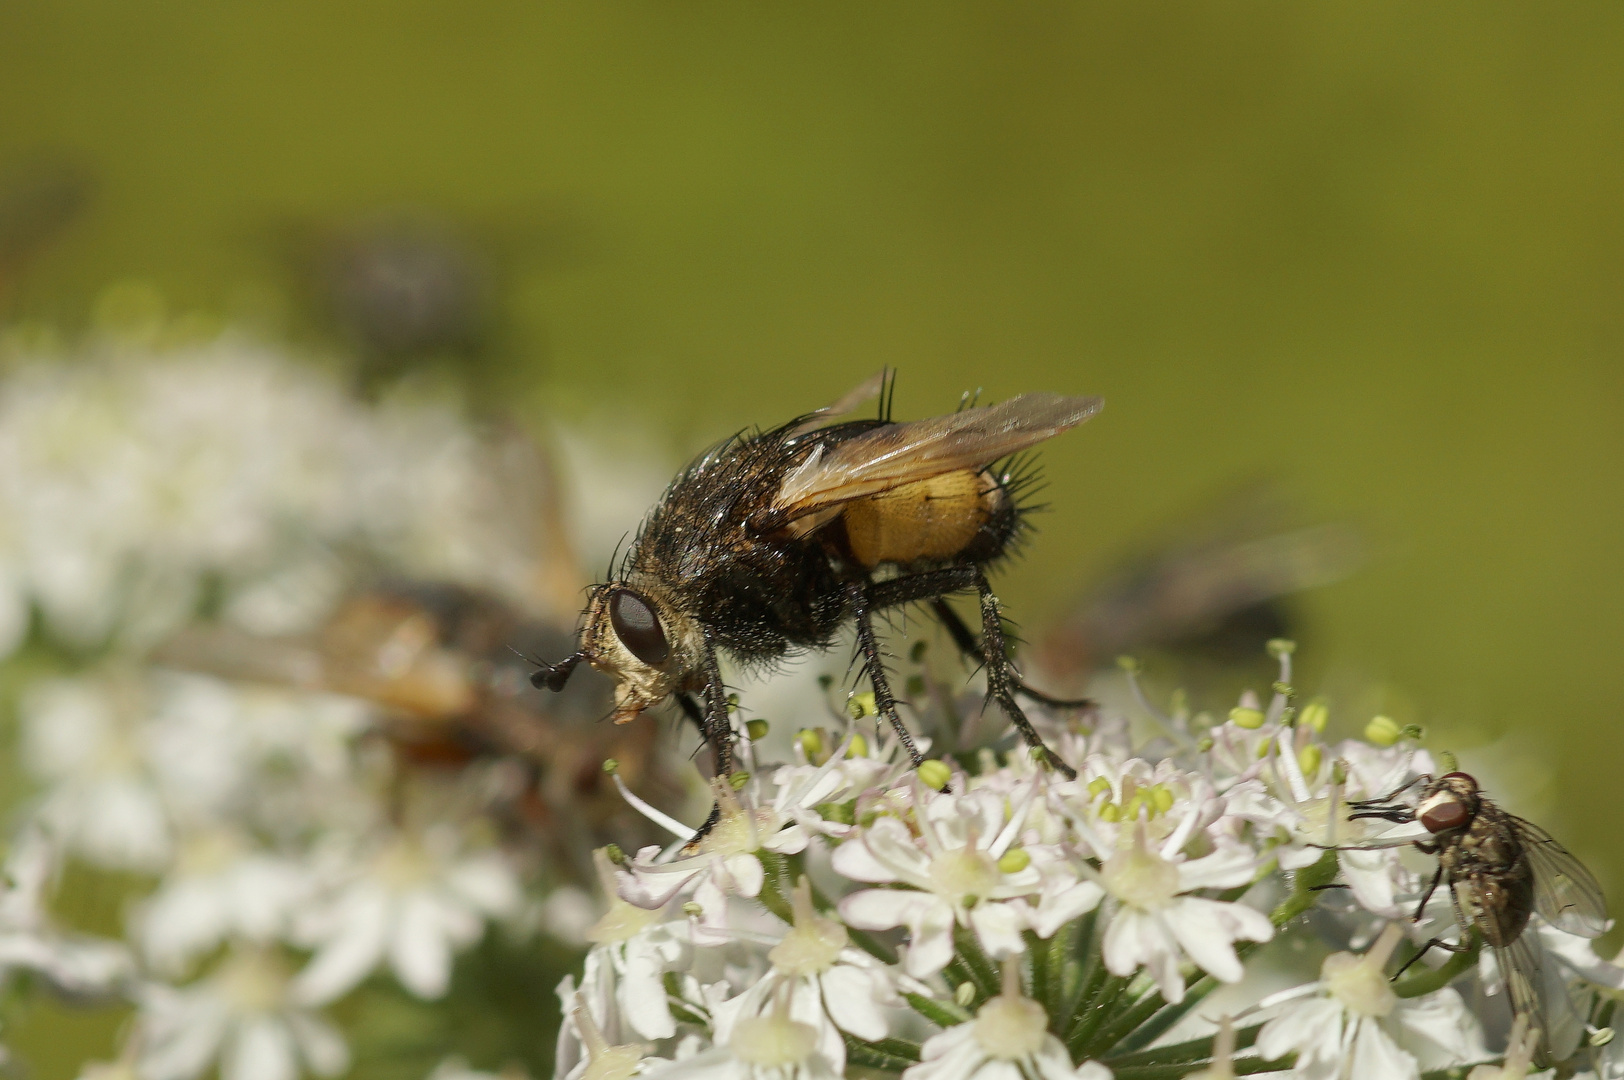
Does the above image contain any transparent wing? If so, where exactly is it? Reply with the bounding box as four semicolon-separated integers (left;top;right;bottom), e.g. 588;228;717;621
1512;816;1609;938
773;392;1102;523
784;371;885;436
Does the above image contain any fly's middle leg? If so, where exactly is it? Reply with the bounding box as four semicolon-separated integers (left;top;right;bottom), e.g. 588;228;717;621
971;571;1077;780
682;638;735;851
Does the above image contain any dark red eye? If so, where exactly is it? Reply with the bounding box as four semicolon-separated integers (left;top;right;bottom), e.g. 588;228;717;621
1421;800;1471;833
609;589;669;665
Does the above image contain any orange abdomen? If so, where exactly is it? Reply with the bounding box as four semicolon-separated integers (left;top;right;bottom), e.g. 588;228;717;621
841;469;998;568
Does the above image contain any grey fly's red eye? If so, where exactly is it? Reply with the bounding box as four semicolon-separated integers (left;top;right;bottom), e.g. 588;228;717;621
1422;800;1471;833
610;589;669;665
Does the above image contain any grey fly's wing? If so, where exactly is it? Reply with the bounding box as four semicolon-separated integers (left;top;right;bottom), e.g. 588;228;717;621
784;372;886;437
1511;817;1609;938
772;392;1102;528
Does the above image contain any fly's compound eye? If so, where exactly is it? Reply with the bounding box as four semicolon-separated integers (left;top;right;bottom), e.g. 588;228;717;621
1421;799;1471;834
609;589;670;666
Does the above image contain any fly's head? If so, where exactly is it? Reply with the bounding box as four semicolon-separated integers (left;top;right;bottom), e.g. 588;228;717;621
1417;772;1482;836
577;581;704;724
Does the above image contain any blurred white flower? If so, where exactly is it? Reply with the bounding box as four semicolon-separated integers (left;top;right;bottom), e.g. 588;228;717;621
134;828;312;976
138;945;349;1080
292;825;522;1003
20;675;171;871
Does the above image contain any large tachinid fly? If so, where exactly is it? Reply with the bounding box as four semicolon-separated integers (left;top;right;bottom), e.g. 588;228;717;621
532;376;1101;823
1349;771;1608;1060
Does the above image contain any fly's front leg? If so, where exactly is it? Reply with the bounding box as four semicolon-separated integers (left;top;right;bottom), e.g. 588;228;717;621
1412;863;1444;924
973;571;1077;780
683;638;734;850
847;580;927;770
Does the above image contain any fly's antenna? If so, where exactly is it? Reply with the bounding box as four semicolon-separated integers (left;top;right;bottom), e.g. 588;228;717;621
530;651;586;692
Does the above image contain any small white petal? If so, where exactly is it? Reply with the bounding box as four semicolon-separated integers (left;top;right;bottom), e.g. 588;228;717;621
819;965;889;1041
222;1018;297;1080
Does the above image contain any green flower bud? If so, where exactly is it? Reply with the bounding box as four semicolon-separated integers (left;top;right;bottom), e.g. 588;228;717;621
1098;802;1121;823
997;849;1031;874
1300;700;1329;733
728;771;751;790
797;729;824;758
602;758;619;774
1365;715;1402;747
1230;706;1265;729
1088;777;1112;799
1297;744;1322;778
847;734;869;758
1116;655;1141;674
1150;784;1175;813
954;981;977;1007
682;901;704;917
745;719;770;741
1267;638;1296;658
917;759;952;791
847;692;877;719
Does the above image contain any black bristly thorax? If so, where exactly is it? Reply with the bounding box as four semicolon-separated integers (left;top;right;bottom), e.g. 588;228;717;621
624;421;853;664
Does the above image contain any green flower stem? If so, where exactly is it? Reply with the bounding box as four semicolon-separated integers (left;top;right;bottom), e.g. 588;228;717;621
904;991;970;1028
1025;930;1048;999
755;851;896;963
1270;850;1339;926
1421;1066;1499;1080
1083;985;1170;1058
1064;971;1130;1058
1103;1023;1262;1070
951;923;1000;1002
1393;938;1480;999
1044;912;1088;1025
1109;1054;1294;1080
842;1033;920;1072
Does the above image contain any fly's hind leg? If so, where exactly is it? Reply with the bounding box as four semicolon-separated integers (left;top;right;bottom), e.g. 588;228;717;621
970;572;1077;780
847;580;927;771
928;598;1095;711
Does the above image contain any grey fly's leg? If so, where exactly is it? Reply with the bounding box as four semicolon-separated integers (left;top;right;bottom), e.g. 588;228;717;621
683;638;735;850
675;692;709;740
847;580;927;771
1392;877;1474;980
928;597;1095;711
972;571;1077;780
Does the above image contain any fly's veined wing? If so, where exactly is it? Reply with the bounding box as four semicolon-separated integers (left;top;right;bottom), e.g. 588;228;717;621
1512;817;1609;938
773;392;1103;525
785;371;885;436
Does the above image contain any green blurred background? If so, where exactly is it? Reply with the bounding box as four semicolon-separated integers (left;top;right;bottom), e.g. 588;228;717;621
2;0;1621;950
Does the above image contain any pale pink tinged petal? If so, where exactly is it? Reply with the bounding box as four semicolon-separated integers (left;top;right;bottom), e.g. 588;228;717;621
971;1063;1024;1080
1028;880;1104;938
1351;1015;1419;1080
1277;843;1326;871
1101;907;1168;978
391;892;455;998
1256;997;1343;1064
617;865;699;910
1340;848;1402;916
905;1026;983;1080
819;965;888;1041
1394;988;1488;1064
1175;843;1258;891
290;890;391;1006
903;899;958;979
1162;898;1271;983
830;836;898;882
620;940;678;1040
856;817;934;885
838;888;935;931
222;1018;297;1080
968;901;1027;959
762;822;809;854
723;853;764;898
285;1013;351;1077
787;977;845;1075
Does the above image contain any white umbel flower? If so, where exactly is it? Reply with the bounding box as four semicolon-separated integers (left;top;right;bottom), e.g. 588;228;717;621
291;826;520;1003
138;945;349;1080
903;961;1112;1080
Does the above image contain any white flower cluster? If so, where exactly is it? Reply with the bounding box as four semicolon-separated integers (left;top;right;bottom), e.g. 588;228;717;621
0;334;650;1080
557;647;1624;1080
